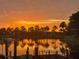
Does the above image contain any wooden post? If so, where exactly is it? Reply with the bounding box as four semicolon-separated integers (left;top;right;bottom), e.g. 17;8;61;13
35;46;38;56
35;46;38;59
2;38;4;56
55;50;58;59
9;51;12;59
26;47;29;59
14;39;17;59
5;39;9;59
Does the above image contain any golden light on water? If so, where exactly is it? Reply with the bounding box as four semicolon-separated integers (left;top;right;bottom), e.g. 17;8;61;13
0;39;70;56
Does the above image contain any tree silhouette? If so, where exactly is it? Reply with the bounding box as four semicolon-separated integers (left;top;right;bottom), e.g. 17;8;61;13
20;26;27;39
0;28;7;39
13;27;20;39
34;25;40;32
67;11;79;59
44;26;49;32
28;27;34;32
40;26;49;32
59;22;67;32
20;26;27;32
68;11;79;34
40;27;44;32
6;27;13;38
52;25;58;32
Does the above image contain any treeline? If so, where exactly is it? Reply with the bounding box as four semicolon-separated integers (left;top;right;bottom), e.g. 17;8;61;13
0;22;67;40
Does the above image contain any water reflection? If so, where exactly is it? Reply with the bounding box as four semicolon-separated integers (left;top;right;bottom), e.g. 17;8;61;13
0;39;70;56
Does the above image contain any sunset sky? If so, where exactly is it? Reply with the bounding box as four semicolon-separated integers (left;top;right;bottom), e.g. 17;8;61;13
0;0;79;27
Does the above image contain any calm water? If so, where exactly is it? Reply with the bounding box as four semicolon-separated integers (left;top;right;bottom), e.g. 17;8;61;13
0;39;70;56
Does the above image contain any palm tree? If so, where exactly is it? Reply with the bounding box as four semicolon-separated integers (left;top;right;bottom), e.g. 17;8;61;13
13;27;20;59
0;28;7;38
40;27;44;32
52;25;58;32
28;26;39;56
20;26;27;32
44;26;50;32
59;22;67;32
30;26;40;56
40;26;49;32
13;27;20;39
20;26;27;39
6;27;13;38
28;27;34;32
34;25;40;32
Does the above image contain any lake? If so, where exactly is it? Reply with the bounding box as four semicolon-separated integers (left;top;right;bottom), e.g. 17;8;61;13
0;39;70;57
